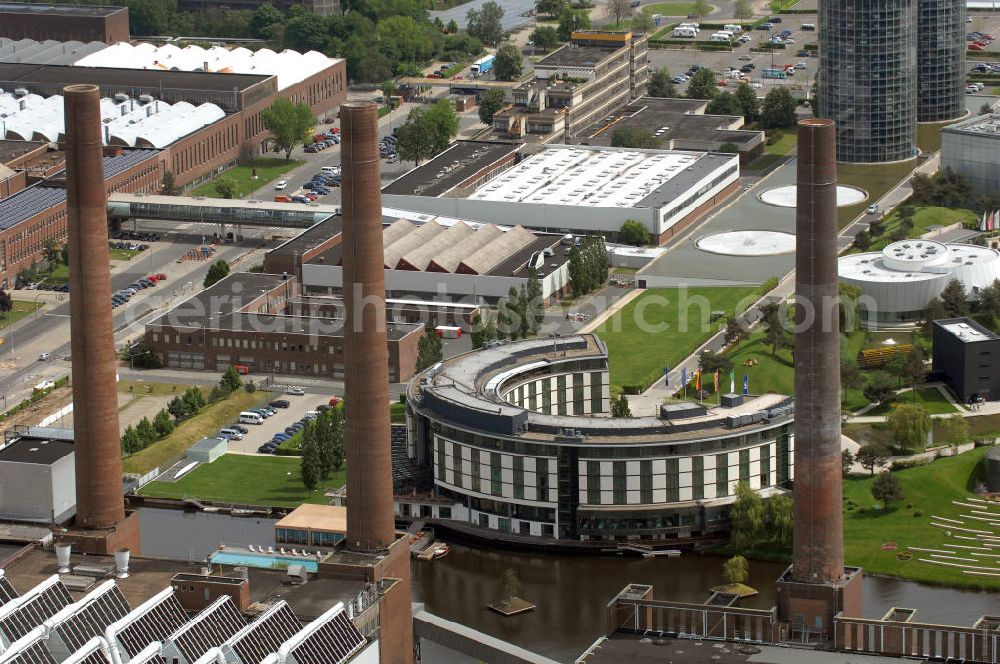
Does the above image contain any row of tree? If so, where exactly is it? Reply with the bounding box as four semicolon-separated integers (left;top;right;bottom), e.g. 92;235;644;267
468;269;545;349
300;405;346;490
120;408;175;455
397;100;460;165
569;238;609;297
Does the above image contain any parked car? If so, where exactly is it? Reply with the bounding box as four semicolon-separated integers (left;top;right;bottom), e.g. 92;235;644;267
758;22;773;30
270;399;290;408
39;352;52;361
258;443;278;454
866;204;879;215
219;428;243;441
272;433;291;442
286;386;306;396
274;180;288;190
231;424;249;434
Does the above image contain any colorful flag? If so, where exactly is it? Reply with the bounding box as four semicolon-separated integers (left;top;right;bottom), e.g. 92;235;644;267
990;210;997;232
664;367;669;387
682;367;687;388
729;370;735;394
743;373;749;395
713;369;719;393
982;210;989;232
696;370;702;392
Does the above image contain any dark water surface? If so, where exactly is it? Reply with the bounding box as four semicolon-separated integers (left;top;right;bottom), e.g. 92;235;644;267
139;508;1000;663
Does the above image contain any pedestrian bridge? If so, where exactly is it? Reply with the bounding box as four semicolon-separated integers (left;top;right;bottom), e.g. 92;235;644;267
107;192;339;229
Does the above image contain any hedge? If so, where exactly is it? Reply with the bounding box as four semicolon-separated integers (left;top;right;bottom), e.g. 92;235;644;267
0;375;70;422
648;39;733;51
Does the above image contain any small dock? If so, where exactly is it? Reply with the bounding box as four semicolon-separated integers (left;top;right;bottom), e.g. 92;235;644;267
617;544;681;558
487;597;536;616
414;540;449;560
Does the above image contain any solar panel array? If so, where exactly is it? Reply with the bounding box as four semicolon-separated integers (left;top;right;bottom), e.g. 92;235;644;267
224;602;301;664
287;610;366;664
0;573;368;664
53;583;131;654
164;597;245;664
113;594;187;660
0;577;73;642
0;186;67;231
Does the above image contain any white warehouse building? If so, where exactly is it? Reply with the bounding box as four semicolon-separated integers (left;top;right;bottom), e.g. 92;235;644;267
382;143;741;245
839;240;1000;325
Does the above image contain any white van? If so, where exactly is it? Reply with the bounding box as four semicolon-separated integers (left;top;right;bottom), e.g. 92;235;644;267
723;24;743;33
320;165;341;175
801;23;816;31
219;428;243;440
710;32;732;42
673;27;697;37
239;411;264;425
679;22;699;30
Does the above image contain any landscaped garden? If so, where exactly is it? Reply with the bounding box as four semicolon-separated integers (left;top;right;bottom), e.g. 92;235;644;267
140;454;344;507
190;158;304;199
849;206;978;254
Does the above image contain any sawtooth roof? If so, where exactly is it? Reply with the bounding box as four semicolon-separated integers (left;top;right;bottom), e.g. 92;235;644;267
456;225;537;275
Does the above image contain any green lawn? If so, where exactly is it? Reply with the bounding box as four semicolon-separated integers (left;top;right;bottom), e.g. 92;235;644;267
109;247;141;261
38;264;70;286
598;287;759;391
746;128;798;173
865;386;958;417
836;160;918;229
123;391;263;474
190;158;305;199
856;206;978;253
723;330;867;407
140;454;345;507
842;446;995;589
0;300;44;330
643;2;698;15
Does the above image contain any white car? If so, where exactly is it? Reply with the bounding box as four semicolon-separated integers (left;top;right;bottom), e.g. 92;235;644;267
286;386;306;396
795;62;807;69
967;15;974;22
866;204;879;215
39;352;52;361
274;180;289;190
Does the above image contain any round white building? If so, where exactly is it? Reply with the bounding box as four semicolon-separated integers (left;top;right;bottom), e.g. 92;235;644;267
839;240;1000;325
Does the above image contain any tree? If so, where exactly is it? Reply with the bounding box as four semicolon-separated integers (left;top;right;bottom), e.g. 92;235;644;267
536;0;567;17
493;43;522;81
840;357;862;403
940;413;970;451
167;396;190;420
153;408;175;438
868;216;885;237
530;25;560;50
471;310;498;349
300;439;321;490
605;0;632;26
42;238;60;267
728;480;764;552
839;282;862;333
863;374;897;406
500;568;521;600
852;229;872;251
261;97;315;160
120;426;142;456
61;243;69;267
136;416;157;448
722;555;749;585
978;279;1000;320
698;348;733;375
611;393;632;417
416;323;444;371
766;494;793;546
424;99;460;154
329;406;346;472
249;3;284;39
396;108;435;165
692;0;712;17
940;278;970;317
706;92;743;116
856;443;889;476
213;175;238;200
467;0;504;45
126;0;174;35
888;403;930;453
525;267;544;333
631;10;654;34
610;127;661;149
619;219;649;246
734;82;759;122
556;8;590;40
647;67;677;98
725;317;749;350
686;68;718;100
842;448;855;476
922;297;948;334
760;86;797;128
447;18;459;33
162;170;180;195
901;346;925;396
220;365;243;393
283;14;328;51
244;380;257;394
871;471;904;510
760;302;790;355
733;0;753;19
203;259;230;288
478;88;506;125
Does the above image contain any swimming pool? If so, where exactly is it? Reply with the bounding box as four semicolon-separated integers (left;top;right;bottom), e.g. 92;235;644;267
210;550;319;572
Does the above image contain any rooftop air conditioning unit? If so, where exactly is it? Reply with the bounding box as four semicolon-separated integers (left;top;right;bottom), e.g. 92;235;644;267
13;88;29;97
138;94;154;104
114;93;129;103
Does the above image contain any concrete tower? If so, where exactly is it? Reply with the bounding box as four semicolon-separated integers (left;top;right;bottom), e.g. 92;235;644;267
63;84;140;553
776;119;862;639
339;101;413;664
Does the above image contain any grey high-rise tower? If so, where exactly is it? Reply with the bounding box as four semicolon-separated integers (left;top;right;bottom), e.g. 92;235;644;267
818;0;965;163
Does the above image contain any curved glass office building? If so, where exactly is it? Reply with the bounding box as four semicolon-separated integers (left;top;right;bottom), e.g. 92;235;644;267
403;334;795;546
818;0;918;162
917;0;966;122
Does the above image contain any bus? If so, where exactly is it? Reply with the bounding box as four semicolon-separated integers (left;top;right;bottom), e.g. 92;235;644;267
762;68;787;79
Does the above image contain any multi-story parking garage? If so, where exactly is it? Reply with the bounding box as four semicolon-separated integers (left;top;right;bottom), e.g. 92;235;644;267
403;334;794;545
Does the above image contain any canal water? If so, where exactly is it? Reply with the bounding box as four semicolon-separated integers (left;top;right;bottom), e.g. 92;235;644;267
139;508;1000;663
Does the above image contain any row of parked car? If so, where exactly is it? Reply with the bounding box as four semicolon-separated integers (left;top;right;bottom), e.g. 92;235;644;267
967;31;995;51
304;129;341;153
110;241;150;252
380;135;399;163
110;273;167;309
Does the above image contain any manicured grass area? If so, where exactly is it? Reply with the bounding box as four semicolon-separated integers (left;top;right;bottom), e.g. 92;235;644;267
643;2;698;15
38;264;70;286
109;247;141;261
599;287;758;391
391;401;406;423
190;158;304;199
836;160;917;229
122;391;262;474
746;128;798;173
866;386;958;417
117;381;212;397
723;330;868;408
842;446;994;589
140;454;345;507
855;206;978;254
0;300;44;330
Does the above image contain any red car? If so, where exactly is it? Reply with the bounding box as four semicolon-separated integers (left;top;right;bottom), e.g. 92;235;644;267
329;397;341;407
970;44;985;50
156;273;167;280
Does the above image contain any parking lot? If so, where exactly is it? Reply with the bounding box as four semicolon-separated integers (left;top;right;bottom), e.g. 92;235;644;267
647;15;819;97
223;391;333;455
967;11;1000;57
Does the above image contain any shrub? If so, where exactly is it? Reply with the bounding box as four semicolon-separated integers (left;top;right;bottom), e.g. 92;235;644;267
913;510;923;517
890;457;931;471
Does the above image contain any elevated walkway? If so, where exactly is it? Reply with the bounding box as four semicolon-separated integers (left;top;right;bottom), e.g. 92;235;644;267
108;192;338;229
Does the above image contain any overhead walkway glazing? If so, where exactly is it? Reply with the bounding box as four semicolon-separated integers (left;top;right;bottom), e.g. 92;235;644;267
107;193;338;229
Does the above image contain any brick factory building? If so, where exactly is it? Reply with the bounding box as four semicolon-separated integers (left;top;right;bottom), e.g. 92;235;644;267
0;3;130;44
144;272;424;382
